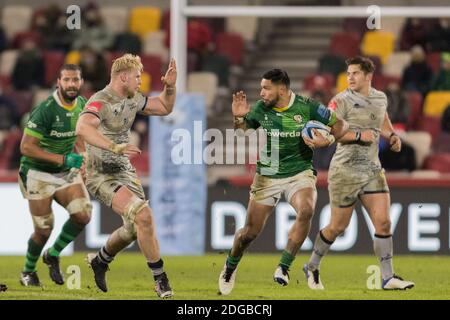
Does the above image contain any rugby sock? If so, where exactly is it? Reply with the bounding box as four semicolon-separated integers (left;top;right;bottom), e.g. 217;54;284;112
279;250;295;272
23;238;44;272
48;219;84;257
147;259;164;280
374;234;394;280
226;252;242;270
308;230;333;271
97;246;115;266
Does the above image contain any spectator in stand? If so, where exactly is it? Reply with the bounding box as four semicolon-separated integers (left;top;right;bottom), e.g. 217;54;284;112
401;45;433;97
427;18;450;52
432;52;450;91
72;2;114;52
12;40;45;90
34;3;74;52
0;85;20;149
400;18;428;51
385;81;410;131
78;46;108;92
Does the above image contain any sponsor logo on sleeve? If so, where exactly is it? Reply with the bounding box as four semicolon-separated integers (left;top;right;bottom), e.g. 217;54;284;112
85;101;103;113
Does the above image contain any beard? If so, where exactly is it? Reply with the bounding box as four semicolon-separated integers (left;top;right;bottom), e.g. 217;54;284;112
59;87;80;102
263;95;279;108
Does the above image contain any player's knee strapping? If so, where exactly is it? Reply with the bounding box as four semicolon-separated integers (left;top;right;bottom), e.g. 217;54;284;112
124;198;148;223
31;212;54;229
118;225;137;242
66;198;92;216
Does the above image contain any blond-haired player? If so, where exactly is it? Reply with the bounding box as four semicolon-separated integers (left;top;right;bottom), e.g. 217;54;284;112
76;54;177;298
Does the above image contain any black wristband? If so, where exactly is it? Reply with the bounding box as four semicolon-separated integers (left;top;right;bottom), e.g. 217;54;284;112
355;131;361;142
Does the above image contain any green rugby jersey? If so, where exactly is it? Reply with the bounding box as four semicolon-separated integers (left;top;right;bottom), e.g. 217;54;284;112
244;92;337;178
20;91;87;174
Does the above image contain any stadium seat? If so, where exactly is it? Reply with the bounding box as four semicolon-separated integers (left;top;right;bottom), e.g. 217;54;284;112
99;6;129;34
140;72;151;94
433;132;450;154
336;72;348;93
43;51;65;87
0;50;19;77
383;52;411;78
361;31;395;64
423;91;450;117
423;153;450;173
1;6;33;40
399;131;432;169
187;20;213;52
303;73;335;94
405;91;423;129
12;31;42;49
142;31;169;63
226;16;258;42
215;32;245;65
187;72;218;111
372;74;400;91
342;18;366;39
140;54;163;91
329;32;360;59
426;52;442;75
129;7;162;38
65;50;81;65
414;116;441;139
0;75;11;89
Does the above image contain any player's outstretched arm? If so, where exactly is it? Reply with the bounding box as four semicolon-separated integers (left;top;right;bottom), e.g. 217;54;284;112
76;113;141;156
142;59;177;116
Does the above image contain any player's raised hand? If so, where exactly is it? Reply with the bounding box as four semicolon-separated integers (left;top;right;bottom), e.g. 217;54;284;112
161;58;177;87
232;91;250;117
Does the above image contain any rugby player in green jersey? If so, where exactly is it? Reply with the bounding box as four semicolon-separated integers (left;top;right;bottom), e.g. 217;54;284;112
19;65;91;287
218;69;348;295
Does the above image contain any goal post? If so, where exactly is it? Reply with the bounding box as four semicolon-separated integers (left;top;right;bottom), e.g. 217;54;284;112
170;1;450;93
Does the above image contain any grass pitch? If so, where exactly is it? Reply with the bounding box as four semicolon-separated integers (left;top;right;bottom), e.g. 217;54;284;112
0;253;449;300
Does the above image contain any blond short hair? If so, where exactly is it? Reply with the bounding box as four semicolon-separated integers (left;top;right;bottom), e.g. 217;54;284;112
111;53;143;77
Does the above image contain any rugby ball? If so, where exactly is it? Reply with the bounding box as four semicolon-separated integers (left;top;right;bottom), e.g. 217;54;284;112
301;120;331;140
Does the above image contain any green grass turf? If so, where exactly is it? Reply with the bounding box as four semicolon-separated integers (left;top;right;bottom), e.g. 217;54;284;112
0;253;449;300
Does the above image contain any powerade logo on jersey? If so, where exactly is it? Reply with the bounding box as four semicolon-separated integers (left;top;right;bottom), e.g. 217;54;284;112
50;130;75;138
264;129;302;138
317;104;331;120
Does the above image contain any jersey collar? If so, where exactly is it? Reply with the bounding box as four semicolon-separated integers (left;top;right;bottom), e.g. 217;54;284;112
273;91;295;112
53;90;77;111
